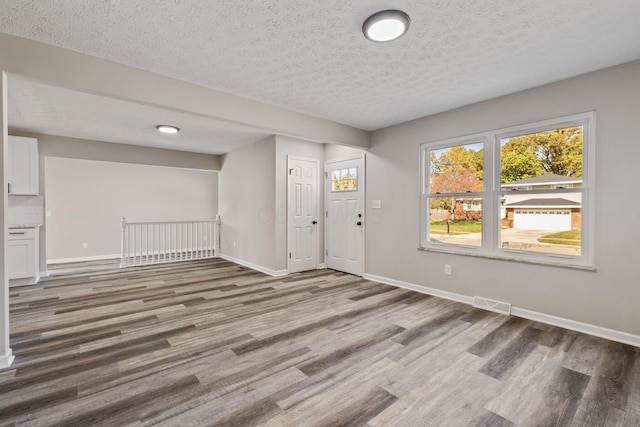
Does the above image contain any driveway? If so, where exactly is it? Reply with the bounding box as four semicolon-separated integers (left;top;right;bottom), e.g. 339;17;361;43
431;228;580;256
500;228;556;244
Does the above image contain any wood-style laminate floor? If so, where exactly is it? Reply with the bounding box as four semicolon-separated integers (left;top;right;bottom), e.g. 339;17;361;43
2;258;639;426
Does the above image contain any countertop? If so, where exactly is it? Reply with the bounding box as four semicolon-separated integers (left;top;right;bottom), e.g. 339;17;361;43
8;224;42;229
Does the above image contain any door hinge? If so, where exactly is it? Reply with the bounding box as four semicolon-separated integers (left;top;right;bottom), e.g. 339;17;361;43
325;211;328;218
326;249;328;256
289;168;293;175
324;172;328;178
289;252;292;259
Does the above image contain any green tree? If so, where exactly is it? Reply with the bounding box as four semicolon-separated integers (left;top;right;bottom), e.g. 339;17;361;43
431;145;483;181
501;126;583;181
501;150;544;183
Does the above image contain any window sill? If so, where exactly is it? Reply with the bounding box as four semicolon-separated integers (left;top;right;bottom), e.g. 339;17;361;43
417;246;596;272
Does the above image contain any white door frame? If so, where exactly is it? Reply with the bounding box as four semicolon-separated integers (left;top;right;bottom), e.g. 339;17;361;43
324;154;365;276
287;155;321;273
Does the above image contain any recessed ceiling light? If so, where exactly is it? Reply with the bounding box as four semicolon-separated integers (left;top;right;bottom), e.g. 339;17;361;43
363;10;410;42
156;125;180;134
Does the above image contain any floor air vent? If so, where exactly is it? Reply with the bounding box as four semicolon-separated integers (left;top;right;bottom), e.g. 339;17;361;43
472;296;512;315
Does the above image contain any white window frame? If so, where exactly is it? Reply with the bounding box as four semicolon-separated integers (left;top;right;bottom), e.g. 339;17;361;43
330;166;358;192
420;111;595;270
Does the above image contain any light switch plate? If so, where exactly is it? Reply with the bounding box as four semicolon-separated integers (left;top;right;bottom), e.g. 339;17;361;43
372;200;382;209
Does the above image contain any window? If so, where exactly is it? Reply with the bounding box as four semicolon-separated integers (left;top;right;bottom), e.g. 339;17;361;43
420;112;594;268
425;140;485;248
331;167;357;191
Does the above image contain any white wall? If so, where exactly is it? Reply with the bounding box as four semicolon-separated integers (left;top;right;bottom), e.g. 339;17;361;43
367;60;640;337
45;157;217;261
219;136;278;272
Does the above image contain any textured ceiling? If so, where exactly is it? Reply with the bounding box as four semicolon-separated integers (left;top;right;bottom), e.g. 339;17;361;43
2;0;640;142
8;77;271;155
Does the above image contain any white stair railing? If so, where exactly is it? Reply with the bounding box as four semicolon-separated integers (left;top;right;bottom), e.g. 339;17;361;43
120;215;220;267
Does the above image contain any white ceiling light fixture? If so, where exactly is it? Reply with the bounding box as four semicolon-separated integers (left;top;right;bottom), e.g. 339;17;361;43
363;10;410;42
156;124;180;134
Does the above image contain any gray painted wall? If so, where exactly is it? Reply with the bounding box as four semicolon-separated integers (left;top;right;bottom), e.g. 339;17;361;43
35;134;221;171
25;134;220;271
324;143;366;161
45;157;217;261
367;60;640;336
219;135;327;273
219;136;277;271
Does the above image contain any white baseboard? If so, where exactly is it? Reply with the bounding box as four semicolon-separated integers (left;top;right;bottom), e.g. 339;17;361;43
511;307;640;348
318;263;326;269
363;273;474;306
9;277;39;287
47;254;121;265
363;273;640;348
0;348;15;369
219;254;288;277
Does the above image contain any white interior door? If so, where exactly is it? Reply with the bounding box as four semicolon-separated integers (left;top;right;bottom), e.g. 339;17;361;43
288;156;319;273
325;155;364;276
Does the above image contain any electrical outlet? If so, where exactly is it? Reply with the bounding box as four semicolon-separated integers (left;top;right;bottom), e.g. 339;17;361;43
444;264;452;275
82;243;88;249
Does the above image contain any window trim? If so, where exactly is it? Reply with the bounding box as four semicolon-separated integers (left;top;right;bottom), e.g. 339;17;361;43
420;111;595;270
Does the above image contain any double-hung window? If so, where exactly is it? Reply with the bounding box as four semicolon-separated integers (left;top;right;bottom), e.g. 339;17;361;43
420;112;594;269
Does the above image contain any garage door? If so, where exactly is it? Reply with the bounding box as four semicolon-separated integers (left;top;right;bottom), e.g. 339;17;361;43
513;209;571;230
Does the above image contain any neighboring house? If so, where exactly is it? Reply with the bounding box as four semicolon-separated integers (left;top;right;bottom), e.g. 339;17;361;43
456;174;582;230
502;174;582;231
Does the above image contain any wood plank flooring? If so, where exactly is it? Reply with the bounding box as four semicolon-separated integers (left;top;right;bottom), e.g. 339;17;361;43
1;258;639;426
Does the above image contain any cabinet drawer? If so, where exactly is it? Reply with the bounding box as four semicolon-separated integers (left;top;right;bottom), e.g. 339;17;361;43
8;228;36;240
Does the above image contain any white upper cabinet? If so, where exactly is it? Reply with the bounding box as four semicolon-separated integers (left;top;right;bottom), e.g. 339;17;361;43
8;136;39;195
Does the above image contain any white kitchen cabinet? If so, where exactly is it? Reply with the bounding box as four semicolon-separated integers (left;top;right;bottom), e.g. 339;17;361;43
8;136;39;196
8;227;39;285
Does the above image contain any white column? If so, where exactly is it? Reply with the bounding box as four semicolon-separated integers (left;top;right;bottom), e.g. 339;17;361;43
0;71;15;368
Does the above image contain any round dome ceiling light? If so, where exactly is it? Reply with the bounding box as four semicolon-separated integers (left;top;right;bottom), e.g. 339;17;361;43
156;125;180;134
362;10;410;42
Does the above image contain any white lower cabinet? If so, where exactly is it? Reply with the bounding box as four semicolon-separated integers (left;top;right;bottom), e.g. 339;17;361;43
8;228;39;285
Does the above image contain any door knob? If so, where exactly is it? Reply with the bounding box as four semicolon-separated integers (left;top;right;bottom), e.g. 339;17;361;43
356;221;362;226
312;221;318;225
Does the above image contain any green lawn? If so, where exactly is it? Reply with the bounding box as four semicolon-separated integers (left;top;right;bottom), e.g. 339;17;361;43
430;220;482;234
538;230;581;246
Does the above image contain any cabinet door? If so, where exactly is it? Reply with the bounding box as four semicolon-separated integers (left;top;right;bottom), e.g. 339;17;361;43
8;239;36;279
8;136;39;195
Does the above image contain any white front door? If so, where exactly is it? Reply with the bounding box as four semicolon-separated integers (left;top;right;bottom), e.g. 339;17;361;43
288;156;319;273
325;156;364;276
